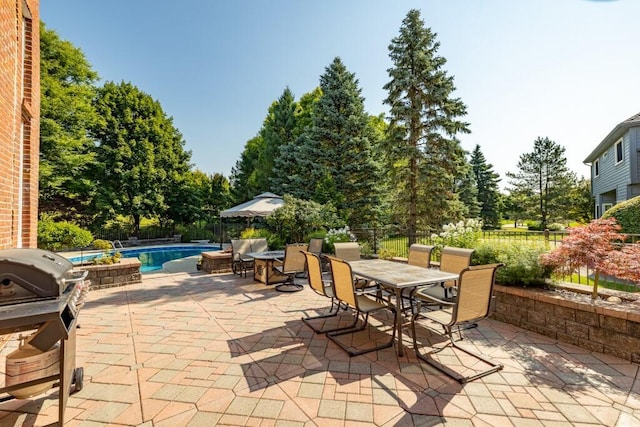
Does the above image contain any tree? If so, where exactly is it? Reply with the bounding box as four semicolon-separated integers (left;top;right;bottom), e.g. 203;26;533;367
209;173;232;218
455;162;480;219
285;58;382;227
271;88;322;196
469;145;502;228
265;195;342;244
90;81;191;235
254;88;296;191
229;135;264;204
383;9;470;242
506;137;575;230
39;23;99;223
540;218;640;299
567;177;593;223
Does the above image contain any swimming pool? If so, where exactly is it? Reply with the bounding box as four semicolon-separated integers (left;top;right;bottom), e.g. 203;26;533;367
68;245;221;273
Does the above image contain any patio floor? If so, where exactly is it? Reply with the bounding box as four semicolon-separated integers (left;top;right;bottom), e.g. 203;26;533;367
1;269;640;426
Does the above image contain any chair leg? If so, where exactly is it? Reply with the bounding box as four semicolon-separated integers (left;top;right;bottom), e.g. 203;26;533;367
302;299;352;334
411;316;503;384
328;308;397;357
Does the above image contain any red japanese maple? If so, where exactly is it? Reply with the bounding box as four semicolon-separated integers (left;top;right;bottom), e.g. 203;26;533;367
540;218;640;299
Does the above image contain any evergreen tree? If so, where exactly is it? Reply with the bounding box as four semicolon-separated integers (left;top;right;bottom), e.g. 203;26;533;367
270;88;322;197
90;81;191;235
383;9;470;242
39;23;99;223
506;137;575;229
229;135;264;204
469;145;502;228
293;57;382;227
455;162;481;219
254;87;296;192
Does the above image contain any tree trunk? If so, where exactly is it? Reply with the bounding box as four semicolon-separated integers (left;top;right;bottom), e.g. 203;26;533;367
592;270;600;300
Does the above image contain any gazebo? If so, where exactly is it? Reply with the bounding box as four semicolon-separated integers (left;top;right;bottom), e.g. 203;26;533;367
218;192;285;242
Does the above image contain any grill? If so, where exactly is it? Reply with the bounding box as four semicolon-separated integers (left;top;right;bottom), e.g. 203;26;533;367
0;248;87;425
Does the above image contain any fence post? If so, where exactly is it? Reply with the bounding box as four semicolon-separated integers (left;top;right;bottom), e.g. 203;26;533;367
544;229;549;249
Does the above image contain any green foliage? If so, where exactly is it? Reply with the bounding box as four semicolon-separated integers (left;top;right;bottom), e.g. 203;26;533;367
547;223;566;231
38;215;94;251
469;145;502;228
92;239;112;250
39;23;99;223
90;81;191;235
525;220;543;231
506;137;576;229
383;9;470;238
473;242;552;286
230;135;265;204
602;195;640;234
92;251;122;265
266;195;342;244
239;227;282;250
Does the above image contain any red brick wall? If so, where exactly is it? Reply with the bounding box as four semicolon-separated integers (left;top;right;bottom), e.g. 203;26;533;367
0;0;40;249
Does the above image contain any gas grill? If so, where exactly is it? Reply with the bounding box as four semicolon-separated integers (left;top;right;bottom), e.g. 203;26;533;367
0;248;87;425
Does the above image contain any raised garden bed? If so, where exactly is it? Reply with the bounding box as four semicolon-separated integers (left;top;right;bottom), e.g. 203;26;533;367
492;284;640;363
79;257;142;290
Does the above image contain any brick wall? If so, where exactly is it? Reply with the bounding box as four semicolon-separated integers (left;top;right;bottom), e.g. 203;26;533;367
0;0;40;249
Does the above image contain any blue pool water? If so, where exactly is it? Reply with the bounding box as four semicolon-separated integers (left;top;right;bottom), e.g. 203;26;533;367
69;245;221;272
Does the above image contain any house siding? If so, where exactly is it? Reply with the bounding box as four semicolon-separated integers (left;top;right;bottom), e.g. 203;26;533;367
0;0;40;249
592;131;631;203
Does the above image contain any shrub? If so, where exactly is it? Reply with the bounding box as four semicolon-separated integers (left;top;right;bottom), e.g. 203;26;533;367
524;220;542;231
38;216;94;251
547;223;566;231
240;227;283;249
93;251;122;265
431;219;482;259
92;239;112;250
473;242;551;286
325;226;356;253
602;195;640;234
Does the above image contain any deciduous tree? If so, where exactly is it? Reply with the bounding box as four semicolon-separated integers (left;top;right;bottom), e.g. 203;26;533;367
90;81;191;235
39;23;99;222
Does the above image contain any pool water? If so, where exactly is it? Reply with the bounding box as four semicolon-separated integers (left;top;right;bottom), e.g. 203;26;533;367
69;245;220;273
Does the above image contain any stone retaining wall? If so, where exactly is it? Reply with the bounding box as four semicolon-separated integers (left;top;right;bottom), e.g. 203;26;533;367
201;251;233;274
80;257;142;290
492;284;640;363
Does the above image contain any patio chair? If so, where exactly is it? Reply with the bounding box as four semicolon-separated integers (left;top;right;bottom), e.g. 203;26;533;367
333;242;361;261
301;251;351;334
398;244;435;311
273;243;308;292
414;246;475;305
410;263;504;384
250;238;269;253
308;238;324;255
325;256;397;357
231;239;253;277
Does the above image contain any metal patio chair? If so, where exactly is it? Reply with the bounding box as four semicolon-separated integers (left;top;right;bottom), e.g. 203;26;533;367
410;263;504;384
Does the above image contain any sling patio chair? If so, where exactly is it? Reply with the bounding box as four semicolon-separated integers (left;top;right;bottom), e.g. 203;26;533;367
231;239;254;277
300;251;351;334
410;263;504;384
333;242;377;294
273;243;308;292
398;244;435;311
412;246;475;309
325;256;397;357
308;237;324;256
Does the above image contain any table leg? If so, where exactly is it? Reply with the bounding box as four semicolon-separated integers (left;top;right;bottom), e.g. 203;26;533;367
395;288;404;357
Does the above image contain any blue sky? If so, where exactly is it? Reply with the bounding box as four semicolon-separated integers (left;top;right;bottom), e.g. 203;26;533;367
41;0;640;186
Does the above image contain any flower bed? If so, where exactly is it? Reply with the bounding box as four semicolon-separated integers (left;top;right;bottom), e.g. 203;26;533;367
79;257;142;289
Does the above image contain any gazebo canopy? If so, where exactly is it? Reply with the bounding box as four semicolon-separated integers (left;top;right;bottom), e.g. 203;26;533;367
219;192;285;218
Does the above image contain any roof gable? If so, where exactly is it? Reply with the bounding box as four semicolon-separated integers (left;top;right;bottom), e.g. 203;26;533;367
584;111;640;163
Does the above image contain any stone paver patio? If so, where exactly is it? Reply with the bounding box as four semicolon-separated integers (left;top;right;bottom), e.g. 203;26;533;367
1;269;639;426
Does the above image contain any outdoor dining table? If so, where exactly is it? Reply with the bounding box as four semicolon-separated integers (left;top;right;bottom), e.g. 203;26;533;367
246;250;287;285
349;259;459;357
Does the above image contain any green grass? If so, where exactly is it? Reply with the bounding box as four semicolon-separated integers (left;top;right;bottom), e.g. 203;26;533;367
560;273;640;293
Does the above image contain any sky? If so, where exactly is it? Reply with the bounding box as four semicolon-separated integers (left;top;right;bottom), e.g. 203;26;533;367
41;0;640;186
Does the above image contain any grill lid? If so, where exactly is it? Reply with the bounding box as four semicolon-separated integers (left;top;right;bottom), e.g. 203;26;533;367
0;249;75;298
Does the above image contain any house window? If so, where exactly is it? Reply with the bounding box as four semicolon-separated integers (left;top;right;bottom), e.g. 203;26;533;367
594;159;599;177
603;203;613;213
615;139;623;164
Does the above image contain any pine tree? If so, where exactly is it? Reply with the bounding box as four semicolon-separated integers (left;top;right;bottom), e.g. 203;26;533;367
292;57;382;227
383;9;470;241
506;137;576;229
469;145;502;228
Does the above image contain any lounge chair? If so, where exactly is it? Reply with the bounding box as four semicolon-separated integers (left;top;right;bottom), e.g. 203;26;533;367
410;263;504;383
231;239;253;277
325;256;397;357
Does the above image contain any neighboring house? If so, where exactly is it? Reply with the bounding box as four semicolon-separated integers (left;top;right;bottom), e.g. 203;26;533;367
0;0;40;249
584;112;640;219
